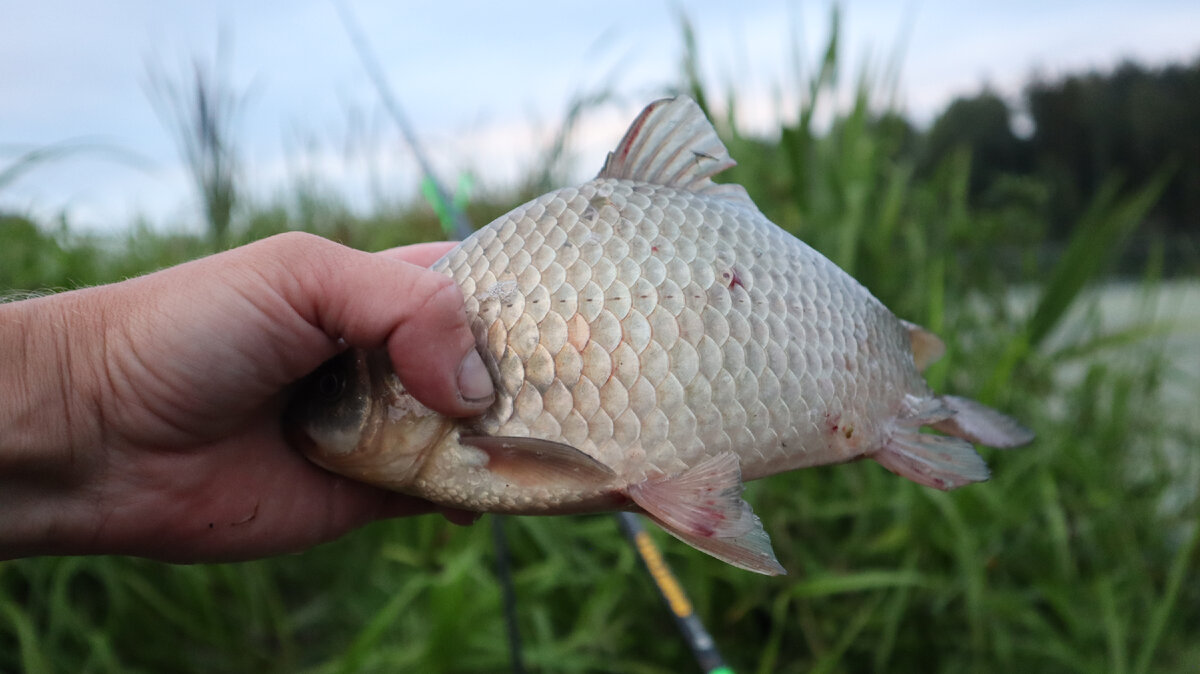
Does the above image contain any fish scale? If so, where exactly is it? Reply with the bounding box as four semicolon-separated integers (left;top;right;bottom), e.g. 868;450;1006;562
289;96;1034;575
435;176;906;482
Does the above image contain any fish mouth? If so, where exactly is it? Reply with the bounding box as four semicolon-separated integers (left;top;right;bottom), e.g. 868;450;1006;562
283;349;373;459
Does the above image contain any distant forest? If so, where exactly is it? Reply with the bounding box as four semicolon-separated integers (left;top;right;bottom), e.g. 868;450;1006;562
917;56;1199;243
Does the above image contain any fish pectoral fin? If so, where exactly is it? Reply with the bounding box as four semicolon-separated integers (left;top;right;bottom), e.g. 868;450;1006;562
461;436;616;488
627;451;785;576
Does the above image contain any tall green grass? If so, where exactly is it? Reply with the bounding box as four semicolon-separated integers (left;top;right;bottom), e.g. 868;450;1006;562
3;12;1198;673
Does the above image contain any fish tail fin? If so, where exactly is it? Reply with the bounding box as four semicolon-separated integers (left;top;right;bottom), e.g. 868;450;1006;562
900;319;946;372
875;394;1033;491
931;394;1036;449
627;451;786;576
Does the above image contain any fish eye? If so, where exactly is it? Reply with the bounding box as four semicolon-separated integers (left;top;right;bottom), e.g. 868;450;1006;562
317;371;346;400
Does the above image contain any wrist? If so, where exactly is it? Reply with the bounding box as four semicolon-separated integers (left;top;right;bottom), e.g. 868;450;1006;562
0;289;108;557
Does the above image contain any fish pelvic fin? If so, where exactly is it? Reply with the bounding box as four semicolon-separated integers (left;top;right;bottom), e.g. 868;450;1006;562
876;393;1034;491
597;96;756;207
627;451;785;576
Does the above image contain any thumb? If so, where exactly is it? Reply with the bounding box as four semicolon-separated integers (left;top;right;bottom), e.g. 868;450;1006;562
256;232;494;417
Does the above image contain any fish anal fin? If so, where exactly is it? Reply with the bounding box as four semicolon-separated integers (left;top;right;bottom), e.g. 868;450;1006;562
627;451;785;576
931;395;1035;448
900;319;946;372
875;428;990;491
597;97;755;207
461;436;616;488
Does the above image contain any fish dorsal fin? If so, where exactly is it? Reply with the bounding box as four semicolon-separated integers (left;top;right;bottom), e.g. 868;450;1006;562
901;319;946;372
598;96;752;203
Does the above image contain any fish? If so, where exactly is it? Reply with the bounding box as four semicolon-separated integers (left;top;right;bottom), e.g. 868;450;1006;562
286;96;1033;575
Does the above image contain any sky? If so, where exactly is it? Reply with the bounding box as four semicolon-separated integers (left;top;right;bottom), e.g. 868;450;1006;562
3;0;1199;233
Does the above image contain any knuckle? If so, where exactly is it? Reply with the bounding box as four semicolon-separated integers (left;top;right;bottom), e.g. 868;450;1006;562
257;232;337;271
409;274;467;331
390;273;473;367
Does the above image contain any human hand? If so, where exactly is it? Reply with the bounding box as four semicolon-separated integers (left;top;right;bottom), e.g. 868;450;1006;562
0;232;493;562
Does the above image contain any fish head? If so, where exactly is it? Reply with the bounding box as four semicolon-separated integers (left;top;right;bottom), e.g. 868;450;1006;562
285;349;455;489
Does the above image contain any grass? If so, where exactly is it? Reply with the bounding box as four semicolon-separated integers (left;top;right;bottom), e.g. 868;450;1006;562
3;12;1198;673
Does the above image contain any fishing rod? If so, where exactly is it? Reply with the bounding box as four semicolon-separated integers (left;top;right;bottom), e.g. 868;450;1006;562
331;0;474;242
331;3;733;672
616;512;735;674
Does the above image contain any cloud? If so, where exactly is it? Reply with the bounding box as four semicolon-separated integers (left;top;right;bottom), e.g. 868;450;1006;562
3;0;1198;232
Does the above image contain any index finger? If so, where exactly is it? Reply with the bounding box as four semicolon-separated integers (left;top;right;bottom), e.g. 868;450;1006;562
375;241;458;268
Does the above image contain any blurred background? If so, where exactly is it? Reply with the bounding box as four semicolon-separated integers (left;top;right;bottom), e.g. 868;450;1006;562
2;1;1198;672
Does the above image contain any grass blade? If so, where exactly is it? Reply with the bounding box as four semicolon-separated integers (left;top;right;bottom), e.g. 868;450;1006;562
1;597;50;674
1132;522;1200;674
1026;169;1171;348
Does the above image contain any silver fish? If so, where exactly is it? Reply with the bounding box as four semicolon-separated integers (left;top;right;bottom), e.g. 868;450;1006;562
287;97;1033;575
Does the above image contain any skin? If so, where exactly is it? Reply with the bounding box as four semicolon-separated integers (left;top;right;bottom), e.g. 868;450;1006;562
0;232;493;563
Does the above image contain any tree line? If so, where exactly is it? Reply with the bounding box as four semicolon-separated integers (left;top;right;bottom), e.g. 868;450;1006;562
920;56;1200;243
